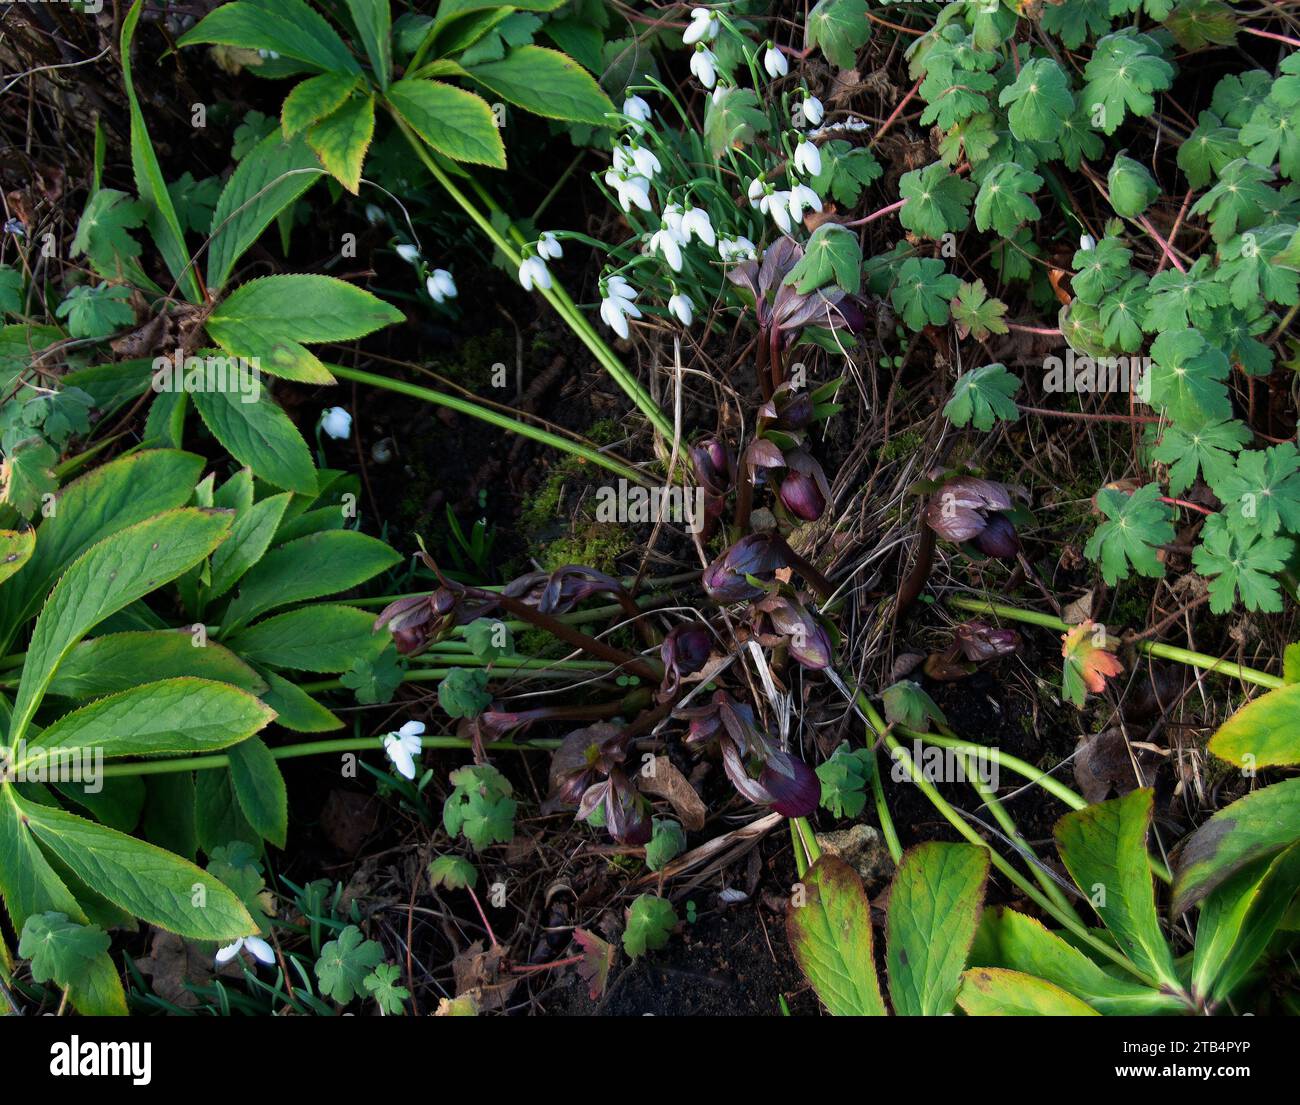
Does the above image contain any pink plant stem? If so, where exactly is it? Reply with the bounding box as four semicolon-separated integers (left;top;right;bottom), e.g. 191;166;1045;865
844;198;906;227
1138;214;1186;274
870;79;922;149
1160;496;1213;516
466;885;501;950
1006;322;1063;337
1241;25;1300;48
1018;405;1163;424
1156;189;1194;274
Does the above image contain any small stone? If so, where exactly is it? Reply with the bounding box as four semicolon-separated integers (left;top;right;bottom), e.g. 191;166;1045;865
815;823;894;892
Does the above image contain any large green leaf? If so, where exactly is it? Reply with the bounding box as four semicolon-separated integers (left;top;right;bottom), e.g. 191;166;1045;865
259;670;343;732
13;793;257;940
206;131;324;292
386;78;507;168
228;736;288;848
0;450;204;652
958;967;1100;1015
8;508;234;746
208;491;293;601
222;529;401;632
345;0;392;89
206;275;403;384
786;854;887;1016
969;906;1184;1014
1192;842;1300;1007
178;0;360;74
191;389;317;495
122;0;202;304
22;678;273;761
466;45;614;126
0;792;85;934
227;604;387;672
308;94;376;195
885;843;988;1016
1054;789;1181;990
47;631;267;700
1207;683;1300;769
1172;777;1300;916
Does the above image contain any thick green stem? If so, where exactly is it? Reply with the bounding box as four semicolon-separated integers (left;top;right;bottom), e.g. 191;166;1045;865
390;113;675;440
869;749;903;863
98;735;563;779
329;365;646;485
948;596;1284;689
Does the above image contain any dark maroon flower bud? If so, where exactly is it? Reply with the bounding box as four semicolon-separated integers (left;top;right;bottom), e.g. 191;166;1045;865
759;750;820;817
504;564;626;615
660;622;713;697
691;437;734;497
752;592;832;670
953;621;1021;662
702;532;790;602
775;389;815;430
780;470;825;520
923;476;1014;544
971;512;1020;559
373;586;461;655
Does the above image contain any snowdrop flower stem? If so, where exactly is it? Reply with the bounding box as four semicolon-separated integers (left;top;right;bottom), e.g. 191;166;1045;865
391;116;674;438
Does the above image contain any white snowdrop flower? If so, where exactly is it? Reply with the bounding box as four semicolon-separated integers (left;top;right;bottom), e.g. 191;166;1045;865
604;170;653;212
605;274;637;304
682;7;719;45
426;269;458;303
600;285;643;339
649;227;684;272
320;407;352;440
624;94;652;127
383;720;425;780
396;243;421;264
690;46;718;89
537;232;563;260
794;138;822;178
788;184;823;224
762;190;794;233
518;255;552;292
1079;234;1097;252
256;49;281;61
798;96;824;127
763;44;788;79
215;935;276;968
628;144;661;178
747;177;766;209
612;144;633;174
365;204;385;225
668;293;695;326
844;116;870;132
680;206;716;247
728;235;757;260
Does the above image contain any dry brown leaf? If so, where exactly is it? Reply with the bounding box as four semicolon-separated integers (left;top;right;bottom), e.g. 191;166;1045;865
637;755;707;831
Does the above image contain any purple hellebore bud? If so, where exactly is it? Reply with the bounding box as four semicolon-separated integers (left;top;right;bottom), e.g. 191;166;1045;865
953;621;1021;662
971;512;1020;559
701;532;790;603
691;437;734;496
780;470;826;521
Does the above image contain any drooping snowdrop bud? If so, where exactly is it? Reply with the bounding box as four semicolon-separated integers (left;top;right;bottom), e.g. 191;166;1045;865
661;203;685;239
215;935;276;968
426;269;457;303
718;235;757;261
1079;233;1097;251
747;177;766;210
682;6;719;45
604;170;653;212
365;204;385;225
763;43;788;78
649;227;684;272
761;190;794;234
537;232;563;260
600;280;643;339
624;94;651;123
794;138;822;178
628;144;661;178
396;243;420;264
383;720;425;780
680;206;716;247
798;95;824;127
668;292;694;326
690;45;718;89
320;406;352;440
788;184;823;224
518;255;552;292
